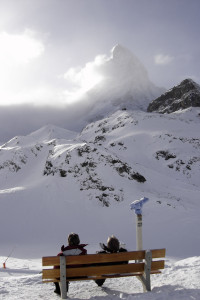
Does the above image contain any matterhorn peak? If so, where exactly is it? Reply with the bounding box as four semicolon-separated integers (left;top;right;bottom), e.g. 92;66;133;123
110;44;148;79
111;44;134;61
86;44;165;116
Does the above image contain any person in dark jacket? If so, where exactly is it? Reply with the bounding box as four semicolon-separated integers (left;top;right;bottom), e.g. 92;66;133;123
95;235;127;287
54;233;87;295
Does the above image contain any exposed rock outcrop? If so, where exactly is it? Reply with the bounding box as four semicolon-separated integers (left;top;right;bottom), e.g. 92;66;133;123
147;79;200;113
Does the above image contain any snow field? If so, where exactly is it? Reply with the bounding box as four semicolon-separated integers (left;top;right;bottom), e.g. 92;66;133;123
0;256;199;300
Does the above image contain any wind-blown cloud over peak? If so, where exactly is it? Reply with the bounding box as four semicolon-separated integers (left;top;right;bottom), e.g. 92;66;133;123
77;44;165;119
63;44;163;107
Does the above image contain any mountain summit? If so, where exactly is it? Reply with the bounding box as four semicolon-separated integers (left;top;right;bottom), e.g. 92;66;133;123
111;44;150;83
83;45;165;121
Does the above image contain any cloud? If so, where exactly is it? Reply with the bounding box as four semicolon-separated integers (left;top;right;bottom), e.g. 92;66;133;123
0;51;107;142
0;29;46;105
0;42;107;106
0;29;44;65
154;54;174;65
62;54;107;102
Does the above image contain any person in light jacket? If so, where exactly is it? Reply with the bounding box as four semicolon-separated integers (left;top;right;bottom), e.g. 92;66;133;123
54;233;87;295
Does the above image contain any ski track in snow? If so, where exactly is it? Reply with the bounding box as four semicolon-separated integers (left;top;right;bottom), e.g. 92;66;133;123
0;256;199;300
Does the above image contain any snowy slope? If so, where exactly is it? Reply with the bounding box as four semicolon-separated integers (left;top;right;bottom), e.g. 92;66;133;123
0;108;200;259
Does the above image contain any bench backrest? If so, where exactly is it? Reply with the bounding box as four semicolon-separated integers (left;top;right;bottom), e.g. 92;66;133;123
42;248;165;282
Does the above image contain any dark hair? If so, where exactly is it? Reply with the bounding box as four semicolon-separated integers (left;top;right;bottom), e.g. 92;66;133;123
68;233;80;246
107;235;120;252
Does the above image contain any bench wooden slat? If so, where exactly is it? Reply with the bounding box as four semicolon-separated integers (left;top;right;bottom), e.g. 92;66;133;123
42;256;60;266
42;249;165;267
43;270;162;283
65;260;165;278
42;260;165;280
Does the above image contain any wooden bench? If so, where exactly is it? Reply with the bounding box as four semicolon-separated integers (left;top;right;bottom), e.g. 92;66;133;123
42;248;166;299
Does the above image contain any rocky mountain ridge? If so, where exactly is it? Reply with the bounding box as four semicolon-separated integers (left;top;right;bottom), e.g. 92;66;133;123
147;78;200;113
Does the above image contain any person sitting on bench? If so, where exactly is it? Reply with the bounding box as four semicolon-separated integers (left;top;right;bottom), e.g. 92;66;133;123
95;235;127;287
54;233;87;295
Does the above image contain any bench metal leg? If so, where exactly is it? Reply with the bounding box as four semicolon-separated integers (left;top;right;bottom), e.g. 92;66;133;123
137;250;152;292
60;256;67;299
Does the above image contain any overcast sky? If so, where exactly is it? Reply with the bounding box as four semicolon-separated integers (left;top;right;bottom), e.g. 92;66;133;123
0;0;200;142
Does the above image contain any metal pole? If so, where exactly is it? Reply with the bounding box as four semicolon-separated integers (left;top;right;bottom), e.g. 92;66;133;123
136;214;143;251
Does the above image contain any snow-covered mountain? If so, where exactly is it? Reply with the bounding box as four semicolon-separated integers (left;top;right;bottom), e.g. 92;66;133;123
0;100;200;258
